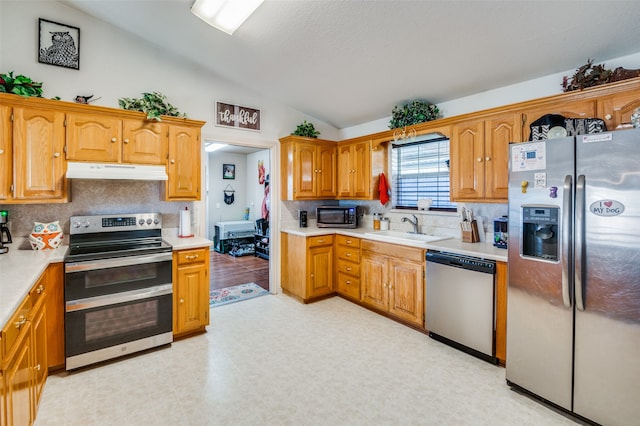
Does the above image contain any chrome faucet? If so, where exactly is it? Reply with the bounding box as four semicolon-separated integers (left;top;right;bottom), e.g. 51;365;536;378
402;214;419;234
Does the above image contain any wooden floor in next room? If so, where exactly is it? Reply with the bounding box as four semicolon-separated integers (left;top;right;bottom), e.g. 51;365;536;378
209;250;270;291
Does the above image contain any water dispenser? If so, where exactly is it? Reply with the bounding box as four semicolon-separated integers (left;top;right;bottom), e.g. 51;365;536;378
521;206;559;261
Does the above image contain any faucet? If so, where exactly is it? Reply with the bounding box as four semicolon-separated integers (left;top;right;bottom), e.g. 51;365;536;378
402;214;419;234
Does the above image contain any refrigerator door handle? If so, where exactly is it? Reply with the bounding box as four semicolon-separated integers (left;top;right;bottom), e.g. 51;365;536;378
562;175;573;308
575;174;586;311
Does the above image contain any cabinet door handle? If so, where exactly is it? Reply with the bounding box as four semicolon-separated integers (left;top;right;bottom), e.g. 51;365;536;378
477;157;483;162
14;315;26;329
485;156;491;161
0;149;4;154
179;298;184;304
346;280;351;285
170;159;175;164
605;114;612;120
346;267;352;272
345;239;352;244
36;284;45;294
111;137;117;143
185;254;199;260
123;138;130;144
346;253;351;257
317;239;325;243
53;152;60;158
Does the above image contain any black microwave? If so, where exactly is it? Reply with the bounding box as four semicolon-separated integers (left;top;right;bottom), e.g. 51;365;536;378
316;206;359;228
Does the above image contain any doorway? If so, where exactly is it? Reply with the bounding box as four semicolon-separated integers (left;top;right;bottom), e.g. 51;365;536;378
205;142;273;295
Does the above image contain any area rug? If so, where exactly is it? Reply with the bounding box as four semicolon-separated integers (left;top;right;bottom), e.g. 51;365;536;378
210;283;269;307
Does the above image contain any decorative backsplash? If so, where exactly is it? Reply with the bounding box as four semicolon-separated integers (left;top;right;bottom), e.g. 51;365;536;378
0;180;192;237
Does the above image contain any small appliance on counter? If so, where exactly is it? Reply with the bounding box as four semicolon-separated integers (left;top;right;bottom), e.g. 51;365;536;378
299;210;308;228
316;205;360;228
0;210;11;254
493;216;508;249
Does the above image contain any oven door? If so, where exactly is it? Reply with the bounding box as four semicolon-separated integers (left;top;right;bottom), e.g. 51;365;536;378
65;252;172;300
65;288;173;369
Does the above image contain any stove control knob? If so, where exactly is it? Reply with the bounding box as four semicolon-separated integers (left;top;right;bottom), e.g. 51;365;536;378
146;218;152;225
72;221;81;228
139;219;145;226
83;221;90;228
153;217;160;225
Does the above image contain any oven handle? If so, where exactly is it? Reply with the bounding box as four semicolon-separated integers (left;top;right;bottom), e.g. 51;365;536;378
65;252;172;273
66;283;173;312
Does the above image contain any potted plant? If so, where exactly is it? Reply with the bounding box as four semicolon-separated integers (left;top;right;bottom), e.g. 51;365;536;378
0;71;43;97
118;91;185;121
291;120;320;138
389;100;439;129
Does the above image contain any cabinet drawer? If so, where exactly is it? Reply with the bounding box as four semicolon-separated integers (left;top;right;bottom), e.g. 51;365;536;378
308;235;334;247
337;272;360;300
176;248;207;265
336;235;360;248
362;240;425;263
335;245;360;263
336;258;359;277
2;297;32;357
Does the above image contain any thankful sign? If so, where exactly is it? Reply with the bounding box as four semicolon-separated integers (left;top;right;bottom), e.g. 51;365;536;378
216;102;260;131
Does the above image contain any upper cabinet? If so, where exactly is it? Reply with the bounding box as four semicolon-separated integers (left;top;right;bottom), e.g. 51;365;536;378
165;124;201;201
0;93;204;204
279;135;336;200
337;139;388;200
597;90;640;130
66;112;168;165
451;113;519;202
0;103;67;203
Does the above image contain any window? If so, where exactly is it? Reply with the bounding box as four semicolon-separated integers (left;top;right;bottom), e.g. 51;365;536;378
391;136;456;211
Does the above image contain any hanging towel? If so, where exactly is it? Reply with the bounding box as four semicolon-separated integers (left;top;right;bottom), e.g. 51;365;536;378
379;172;390;205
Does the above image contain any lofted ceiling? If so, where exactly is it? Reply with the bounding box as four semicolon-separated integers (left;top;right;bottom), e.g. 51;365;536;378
62;0;640;130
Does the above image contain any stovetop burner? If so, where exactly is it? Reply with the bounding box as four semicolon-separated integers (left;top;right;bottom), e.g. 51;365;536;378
65;213;172;262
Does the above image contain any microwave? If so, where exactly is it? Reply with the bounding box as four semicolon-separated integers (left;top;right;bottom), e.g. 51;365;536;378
316;206;359;228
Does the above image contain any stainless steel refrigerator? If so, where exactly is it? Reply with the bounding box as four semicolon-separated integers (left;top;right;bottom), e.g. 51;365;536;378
506;128;640;425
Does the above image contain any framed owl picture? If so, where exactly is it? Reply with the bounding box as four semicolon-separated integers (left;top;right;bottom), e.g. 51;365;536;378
38;18;80;70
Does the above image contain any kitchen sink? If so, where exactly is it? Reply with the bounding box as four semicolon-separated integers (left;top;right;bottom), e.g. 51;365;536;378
364;230;452;243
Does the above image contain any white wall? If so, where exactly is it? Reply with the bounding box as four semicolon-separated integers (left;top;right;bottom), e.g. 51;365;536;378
339;52;640;140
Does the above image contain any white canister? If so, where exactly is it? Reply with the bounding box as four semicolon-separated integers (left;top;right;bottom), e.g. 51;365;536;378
379;217;390;231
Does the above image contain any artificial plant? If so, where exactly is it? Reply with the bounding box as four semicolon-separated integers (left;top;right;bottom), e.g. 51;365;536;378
291;120;320;138
118;91;185;121
389;100;439;129
0;71;43;97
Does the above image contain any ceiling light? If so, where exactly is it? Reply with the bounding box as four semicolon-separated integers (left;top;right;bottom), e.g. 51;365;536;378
205;142;227;152
191;0;264;35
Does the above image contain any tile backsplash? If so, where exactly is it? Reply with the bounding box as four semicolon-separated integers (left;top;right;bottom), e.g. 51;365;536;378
1;180;192;237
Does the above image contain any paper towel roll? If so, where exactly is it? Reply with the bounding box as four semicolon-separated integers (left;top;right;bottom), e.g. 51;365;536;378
179;208;192;237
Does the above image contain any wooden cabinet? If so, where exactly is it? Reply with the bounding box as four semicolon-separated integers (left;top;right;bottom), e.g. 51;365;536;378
44;264;64;371
1;274;51;426
451;113;519;202
165;124;201;201
173;247;210;338
66;112;168;165
279;136;336;200
495;261;508;365
0;104;67;203
597;91;640;130
281;233;335;302
337;141;371;198
335;235;360;300
361;240;425;327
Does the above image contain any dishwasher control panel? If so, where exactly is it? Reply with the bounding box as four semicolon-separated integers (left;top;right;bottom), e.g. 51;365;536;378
426;251;495;274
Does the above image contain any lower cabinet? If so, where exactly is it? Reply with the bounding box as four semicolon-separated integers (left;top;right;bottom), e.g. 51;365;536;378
173;247;210;338
281;233;334;302
361;240;425;328
495;261;508;365
335;235;361;300
1;273;50;426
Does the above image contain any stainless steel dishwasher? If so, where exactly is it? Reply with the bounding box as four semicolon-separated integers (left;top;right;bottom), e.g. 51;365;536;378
425;251;497;363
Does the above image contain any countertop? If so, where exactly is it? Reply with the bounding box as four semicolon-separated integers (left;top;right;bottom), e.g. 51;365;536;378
0;234;213;328
281;227;508;262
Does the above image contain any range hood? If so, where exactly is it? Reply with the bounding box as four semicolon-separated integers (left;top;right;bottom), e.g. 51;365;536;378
66;162;168;181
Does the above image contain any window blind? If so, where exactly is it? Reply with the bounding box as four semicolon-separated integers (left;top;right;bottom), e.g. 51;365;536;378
391;138;456;210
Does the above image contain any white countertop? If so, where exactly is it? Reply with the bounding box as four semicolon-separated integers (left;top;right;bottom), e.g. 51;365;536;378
281;227;508;262
0;239;68;327
0;233;213;328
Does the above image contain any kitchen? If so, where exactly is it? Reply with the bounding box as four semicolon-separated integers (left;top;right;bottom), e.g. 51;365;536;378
2;1;640;425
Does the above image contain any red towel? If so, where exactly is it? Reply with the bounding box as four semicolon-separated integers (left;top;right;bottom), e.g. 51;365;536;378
379;172;390;205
